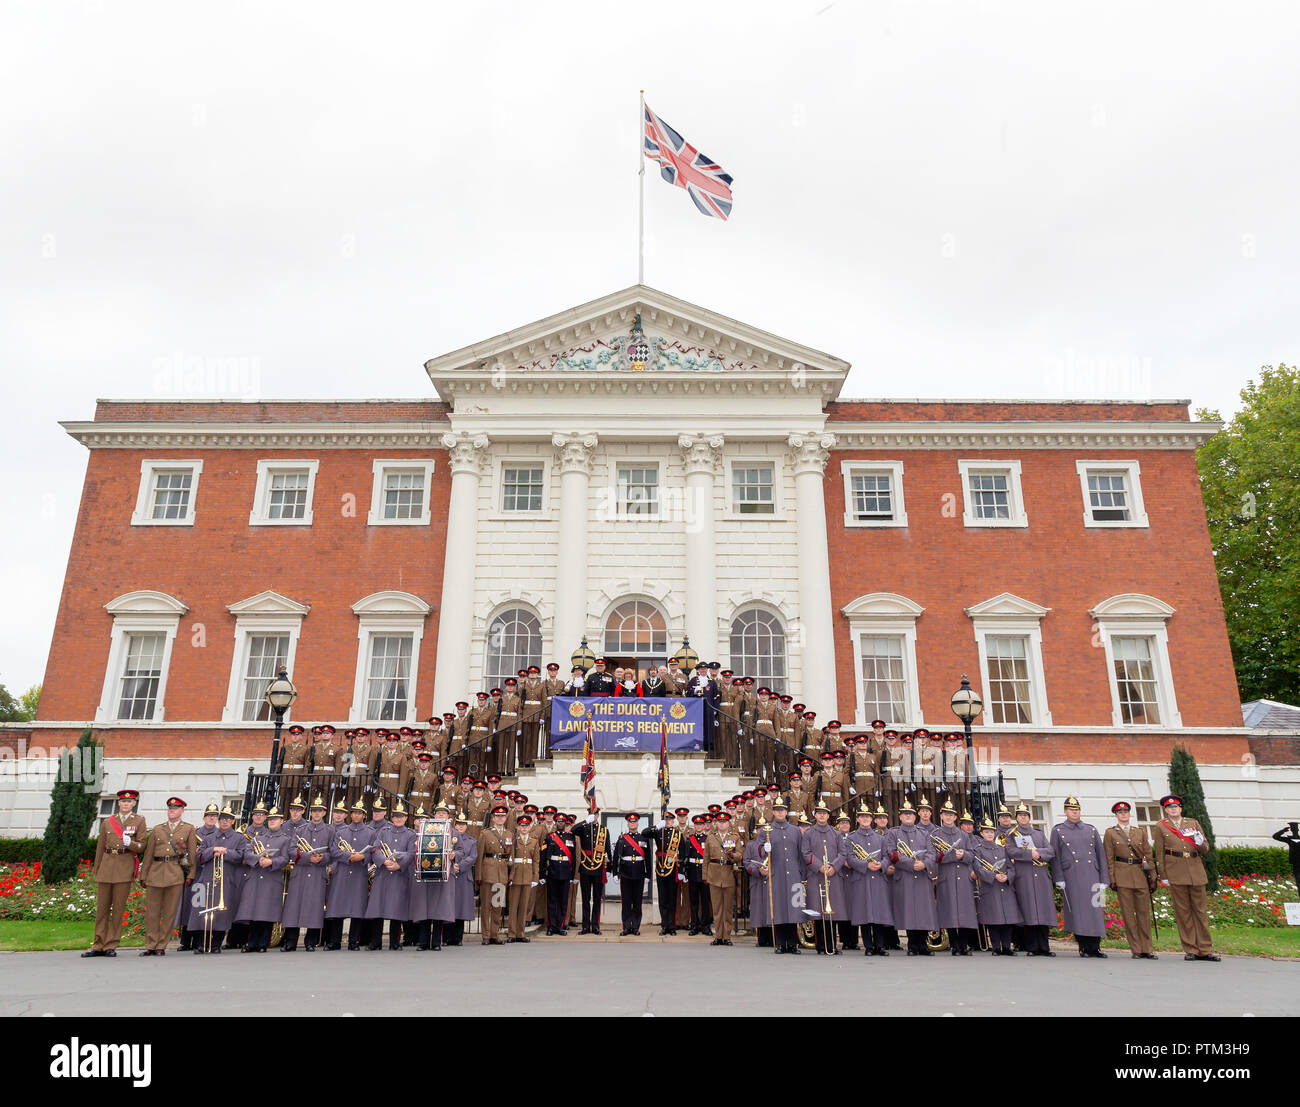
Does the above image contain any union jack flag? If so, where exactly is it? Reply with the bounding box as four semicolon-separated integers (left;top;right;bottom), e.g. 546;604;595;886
643;103;734;221
580;722;596;813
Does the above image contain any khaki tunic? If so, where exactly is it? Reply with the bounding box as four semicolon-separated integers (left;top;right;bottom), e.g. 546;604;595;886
139;820;199;952
90;811;148;952
1105;823;1155;955
1151;817;1214;956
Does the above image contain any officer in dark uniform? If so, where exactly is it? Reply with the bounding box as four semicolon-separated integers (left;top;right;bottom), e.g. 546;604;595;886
651;811;685;935
583;658;616;696
680;814;711;935
539;814;577;935
573;809;610;934
612;813;652;935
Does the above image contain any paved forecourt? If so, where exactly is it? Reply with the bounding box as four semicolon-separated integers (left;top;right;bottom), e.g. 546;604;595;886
3;944;1295;1017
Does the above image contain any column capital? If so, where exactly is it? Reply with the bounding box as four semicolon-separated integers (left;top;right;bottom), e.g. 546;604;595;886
552;432;599;475
677;433;725;475
787;432;836;475
441;431;490;475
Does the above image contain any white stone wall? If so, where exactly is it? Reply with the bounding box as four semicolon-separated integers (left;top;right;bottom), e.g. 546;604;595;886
467;439;804;693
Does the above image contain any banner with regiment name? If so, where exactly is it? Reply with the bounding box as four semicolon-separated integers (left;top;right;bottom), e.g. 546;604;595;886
549;696;704;752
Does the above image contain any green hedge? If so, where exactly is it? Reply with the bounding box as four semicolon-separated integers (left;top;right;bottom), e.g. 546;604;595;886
1216;846;1291;877
0;838;96;864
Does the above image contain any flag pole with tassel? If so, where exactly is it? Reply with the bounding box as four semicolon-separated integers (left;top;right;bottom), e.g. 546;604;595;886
638;89;645;284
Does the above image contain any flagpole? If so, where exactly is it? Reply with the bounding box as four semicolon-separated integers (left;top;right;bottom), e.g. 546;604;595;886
638;89;645;285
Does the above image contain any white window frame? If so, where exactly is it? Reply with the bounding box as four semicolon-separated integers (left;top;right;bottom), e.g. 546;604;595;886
131;459;204;527
367;459;437;527
965;593;1053;728
957;459;1027;529
840;459;908;528
1075;459;1149;529
491;456;552;520
348;591;432;723
613;460;663;519
841;592;925;727
95;591;188;723
220;591;310;723
248;459;320;526
1090;594;1181;729
725;457;785;520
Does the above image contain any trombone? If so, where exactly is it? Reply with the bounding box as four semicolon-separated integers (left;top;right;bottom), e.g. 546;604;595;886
199;849;226;952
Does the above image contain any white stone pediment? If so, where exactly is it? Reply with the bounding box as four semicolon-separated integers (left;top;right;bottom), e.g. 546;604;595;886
424;285;850;400
104;590;188;616
1089;593;1175;620
841;592;925;619
963;593;1050;619
226;590;311;618
351;590;432;617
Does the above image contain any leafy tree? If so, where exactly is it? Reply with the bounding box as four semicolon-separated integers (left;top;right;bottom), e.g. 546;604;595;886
1169;744;1218;892
1196;364;1300;705
19;684;40;720
0;682;40;722
42;728;103;885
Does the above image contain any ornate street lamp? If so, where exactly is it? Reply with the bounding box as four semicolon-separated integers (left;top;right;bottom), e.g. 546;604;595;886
264;667;299;782
949;673;983;751
673;636;699;674
571;637;596;674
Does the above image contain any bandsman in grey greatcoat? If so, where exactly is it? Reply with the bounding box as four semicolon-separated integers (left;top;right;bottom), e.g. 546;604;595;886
1004;802;1057;956
448;809;479;946
365;798;415;949
177;802;220;951
800;799;846;955
279;794;333;951
844;801;894;956
884;797;939;955
971;816;1020;955
932;799;979;955
235;802;291;952
325;799;376;950
187;805;245;953
1050;794;1110;958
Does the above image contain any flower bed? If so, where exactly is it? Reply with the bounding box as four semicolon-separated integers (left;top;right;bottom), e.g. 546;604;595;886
0;862;147;940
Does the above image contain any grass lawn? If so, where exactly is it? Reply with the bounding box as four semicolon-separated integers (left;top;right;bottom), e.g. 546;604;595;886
0;920;141;952
1100;924;1300;959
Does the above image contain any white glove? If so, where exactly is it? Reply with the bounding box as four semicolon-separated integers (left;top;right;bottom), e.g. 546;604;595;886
656;819;665;829
530;881;538;887
1193;830;1205;845
585;813;596;824
763;843;772;855
1056;881;1066;889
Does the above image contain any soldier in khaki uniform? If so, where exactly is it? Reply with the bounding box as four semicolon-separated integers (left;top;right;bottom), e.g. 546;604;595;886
408;751;438;812
375;731;406;800
1104;801;1157;959
309;724;341;808
520;666;545;769
787;765;814;822
83;788;148;957
343;727;378;806
1151;794;1219;961
775;694;799;752
704;810;743;945
477;804;512;944
816;750;845;815
447;701;472;759
469;691;496;760
800;711;823;763
541;664;565;758
506;813;540;941
278;725;311;804
496;678;523;774
848;736;881;812
435;765;460;812
137;797;199;955
424;716;449;761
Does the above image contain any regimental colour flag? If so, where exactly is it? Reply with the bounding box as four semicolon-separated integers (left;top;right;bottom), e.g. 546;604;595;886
657;719;671;823
581;722;597;813
643;102;734;220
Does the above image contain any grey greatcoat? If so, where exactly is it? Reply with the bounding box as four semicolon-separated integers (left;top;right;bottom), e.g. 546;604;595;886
325;822;375;920
970;838;1020;926
885;823;938;930
800;823;847;920
932;824;979;929
454;830;478;920
1050;818;1109;937
235;825;291;923
178;823;216;930
1005;824;1057;927
191;826;245;932
408;820;464;923
743;819;805;926
365;823;416;920
844;827;894;926
281;820;333;929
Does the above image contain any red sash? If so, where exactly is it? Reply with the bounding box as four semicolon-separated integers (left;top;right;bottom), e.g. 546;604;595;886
1162;820;1198;848
108;815;139;876
549;833;572;863
689;834;704;856
621;833;646;858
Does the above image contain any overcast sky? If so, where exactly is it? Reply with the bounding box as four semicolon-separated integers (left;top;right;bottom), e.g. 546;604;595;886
2;1;1297;695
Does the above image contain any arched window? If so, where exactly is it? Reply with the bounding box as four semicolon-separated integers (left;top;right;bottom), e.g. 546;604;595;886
603;600;668;655
730;608;787;693
484;609;543;688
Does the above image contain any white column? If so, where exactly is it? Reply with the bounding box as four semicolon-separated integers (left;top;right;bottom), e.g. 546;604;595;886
431;432;489;710
551;433;598;665
679;434;723;662
788;433;838;715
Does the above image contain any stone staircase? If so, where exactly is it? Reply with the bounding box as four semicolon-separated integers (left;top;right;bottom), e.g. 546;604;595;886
504;750;754;816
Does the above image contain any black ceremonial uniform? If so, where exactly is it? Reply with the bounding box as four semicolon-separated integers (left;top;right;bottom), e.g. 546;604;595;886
583;670;616;697
651;822;685;934
612;825;652;935
679;822;711;934
539;826;577;934
572;817;609;934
